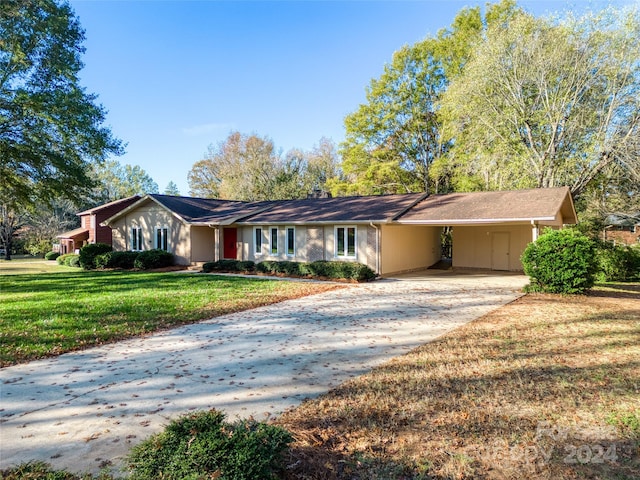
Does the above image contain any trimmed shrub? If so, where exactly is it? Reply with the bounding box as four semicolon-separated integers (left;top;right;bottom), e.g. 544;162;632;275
596;243;640;282
133;249;174;270
79;243;112;270
202;260;255;273
307;260;331;277
237;260;256;272
67;254;80;267
256;260;278;274
256;260;376;282
44;251;60;261
126;409;292;480
95;251;140;270
308;260;376;281
521;228;598;294
57;253;72;265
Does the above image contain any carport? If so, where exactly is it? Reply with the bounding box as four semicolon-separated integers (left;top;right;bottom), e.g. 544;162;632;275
385;187;577;274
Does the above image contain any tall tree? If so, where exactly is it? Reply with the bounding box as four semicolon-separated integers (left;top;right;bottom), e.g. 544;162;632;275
0;201;24;260
306;137;342;194
24;198;77;256
188;158;221;198
189;134;342;200
163;181;180;196
439;7;640;200
189;132;302;201
337;1;521;196
92;160;158;202
0;0;123;208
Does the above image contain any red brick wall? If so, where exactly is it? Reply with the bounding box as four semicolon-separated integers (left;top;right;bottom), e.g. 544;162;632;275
605;229;640;246
90;197;139;246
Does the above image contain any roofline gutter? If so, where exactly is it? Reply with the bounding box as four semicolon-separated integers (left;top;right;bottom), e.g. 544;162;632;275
396;216;558;225
234;220;389;226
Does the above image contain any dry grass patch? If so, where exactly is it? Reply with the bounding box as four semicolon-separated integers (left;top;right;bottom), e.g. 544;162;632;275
276;284;640;479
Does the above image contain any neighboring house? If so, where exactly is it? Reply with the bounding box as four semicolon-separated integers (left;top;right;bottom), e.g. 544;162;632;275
102;187;577;275
603;213;640;246
56;196;140;254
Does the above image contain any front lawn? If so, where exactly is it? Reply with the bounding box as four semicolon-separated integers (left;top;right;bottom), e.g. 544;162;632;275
0;258;78;275
0;271;340;366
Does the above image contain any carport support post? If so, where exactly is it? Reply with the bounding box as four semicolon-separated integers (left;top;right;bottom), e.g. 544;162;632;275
531;221;539;242
210;225;220;262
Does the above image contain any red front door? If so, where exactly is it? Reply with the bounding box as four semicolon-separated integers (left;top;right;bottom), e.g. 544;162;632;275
223;228;237;259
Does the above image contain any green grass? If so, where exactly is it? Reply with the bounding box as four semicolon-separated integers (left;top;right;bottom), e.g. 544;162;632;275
0;271;337;366
0;258;78;275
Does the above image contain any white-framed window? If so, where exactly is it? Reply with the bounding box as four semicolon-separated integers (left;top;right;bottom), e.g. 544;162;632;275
131;227;143;251
335;226;356;258
270;227;278;255
155;227;169;251
254;227;263;255
286;227;295;256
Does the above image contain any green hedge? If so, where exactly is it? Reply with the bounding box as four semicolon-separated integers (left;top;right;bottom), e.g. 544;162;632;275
44;251;60;261
127;409;292;480
79;243;112;270
256;260;376;282
133;249;174;270
56;253;81;267
596;243;640;282
522;228;598;294
95;251;140;270
202;260;256;273
202;259;375;281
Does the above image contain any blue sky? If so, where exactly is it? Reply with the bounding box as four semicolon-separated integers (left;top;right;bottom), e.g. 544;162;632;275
69;0;634;196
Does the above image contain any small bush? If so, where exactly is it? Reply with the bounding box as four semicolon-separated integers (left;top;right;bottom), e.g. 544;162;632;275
57;253;71;265
95;251;140;270
202;259;255;273
44;251;60;261
56;253;80;267
66;254;81;267
308;260;376;281
521;228;598;294
79;243;112;270
237;260;256;272
256;260;279;274
596;243;640;282
126;409;292;480
307;260;331;277
133;249;174;270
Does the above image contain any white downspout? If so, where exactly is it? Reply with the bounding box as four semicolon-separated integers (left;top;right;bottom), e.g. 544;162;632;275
369;222;380;275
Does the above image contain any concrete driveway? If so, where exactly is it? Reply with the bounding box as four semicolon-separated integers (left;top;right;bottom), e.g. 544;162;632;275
0;271;528;475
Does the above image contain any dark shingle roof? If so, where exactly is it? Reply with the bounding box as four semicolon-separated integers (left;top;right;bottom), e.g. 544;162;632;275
103;188;576;227
148;195;270;224
237;193;426;224
604;213;640;227
76;195;141;216
397;187;576;224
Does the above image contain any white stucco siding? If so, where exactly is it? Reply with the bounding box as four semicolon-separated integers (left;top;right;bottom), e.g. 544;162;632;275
239;224;375;268
108;204;190;265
